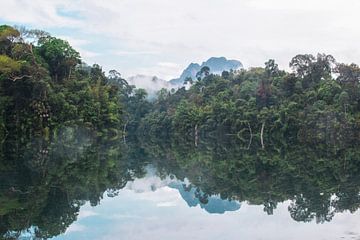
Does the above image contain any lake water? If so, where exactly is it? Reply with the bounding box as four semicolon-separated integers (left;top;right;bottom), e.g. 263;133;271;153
1;128;360;239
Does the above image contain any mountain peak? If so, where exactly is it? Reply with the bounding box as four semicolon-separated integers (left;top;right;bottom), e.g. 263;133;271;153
169;57;242;85
204;56;227;63
188;62;201;67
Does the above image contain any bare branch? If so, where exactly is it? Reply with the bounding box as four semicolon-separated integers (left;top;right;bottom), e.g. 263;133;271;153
10;75;32;81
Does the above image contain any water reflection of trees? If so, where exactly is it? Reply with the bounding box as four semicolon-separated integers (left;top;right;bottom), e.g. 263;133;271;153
1;131;360;239
0;127;147;239
142;135;360;224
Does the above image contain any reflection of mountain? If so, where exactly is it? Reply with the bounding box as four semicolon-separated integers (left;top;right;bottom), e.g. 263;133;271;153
169;57;243;86
124;173;240;214
169;182;240;214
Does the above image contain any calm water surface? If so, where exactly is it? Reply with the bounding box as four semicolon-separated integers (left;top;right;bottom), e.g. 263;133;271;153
1;128;360;239
53;171;360;240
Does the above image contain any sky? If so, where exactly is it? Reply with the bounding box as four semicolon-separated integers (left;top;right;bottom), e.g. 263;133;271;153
1;0;360;80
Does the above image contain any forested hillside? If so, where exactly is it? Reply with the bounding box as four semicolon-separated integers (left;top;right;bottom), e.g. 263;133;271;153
1;25;360;145
139;55;360;146
0;25;152;139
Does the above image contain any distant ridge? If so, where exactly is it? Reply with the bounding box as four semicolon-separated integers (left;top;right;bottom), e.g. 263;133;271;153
126;57;243;98
169;57;243;85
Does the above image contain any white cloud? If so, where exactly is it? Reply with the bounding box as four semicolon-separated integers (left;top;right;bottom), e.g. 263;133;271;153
125;175;177;193
0;0;82;27
157;62;180;68
156;201;178;207
247;0;360;11
114;50;160;56
104;214;157;220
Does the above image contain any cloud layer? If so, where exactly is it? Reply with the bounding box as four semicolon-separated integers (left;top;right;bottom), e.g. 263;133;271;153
1;0;359;79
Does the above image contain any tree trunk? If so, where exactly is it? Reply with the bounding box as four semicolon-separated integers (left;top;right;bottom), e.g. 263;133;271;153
29;44;36;64
260;121;265;149
123;120;129;144
194;124;198;147
247;122;253;149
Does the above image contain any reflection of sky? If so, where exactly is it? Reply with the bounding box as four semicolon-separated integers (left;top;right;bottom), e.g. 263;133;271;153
51;174;360;240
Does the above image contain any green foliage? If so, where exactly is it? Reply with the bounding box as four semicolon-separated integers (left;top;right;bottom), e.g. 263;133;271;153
138;55;360;145
37;36;81;82
0;25;20;55
0;26;142;139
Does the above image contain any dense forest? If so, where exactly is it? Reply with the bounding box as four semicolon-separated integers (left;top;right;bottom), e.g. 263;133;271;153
1;25;360;146
0;25;149;139
138;55;360;147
